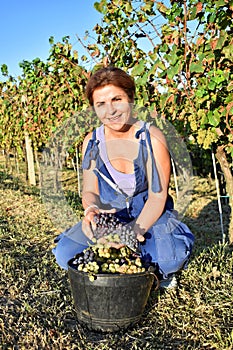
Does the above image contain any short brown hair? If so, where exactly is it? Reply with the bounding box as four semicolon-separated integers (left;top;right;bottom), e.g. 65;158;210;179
86;67;135;106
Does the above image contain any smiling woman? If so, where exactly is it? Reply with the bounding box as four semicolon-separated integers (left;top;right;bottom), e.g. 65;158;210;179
52;66;195;287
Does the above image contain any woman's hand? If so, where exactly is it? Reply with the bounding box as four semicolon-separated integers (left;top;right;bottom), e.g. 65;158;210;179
82;207;117;240
82;209;99;240
97;236;125;249
132;222;146;243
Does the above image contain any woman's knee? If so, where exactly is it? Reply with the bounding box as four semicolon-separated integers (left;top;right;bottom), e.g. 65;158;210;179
52;236;88;270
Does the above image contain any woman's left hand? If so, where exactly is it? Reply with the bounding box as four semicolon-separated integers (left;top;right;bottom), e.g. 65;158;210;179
132;222;145;243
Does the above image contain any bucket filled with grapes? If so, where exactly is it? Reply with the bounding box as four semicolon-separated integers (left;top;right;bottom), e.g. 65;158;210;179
68;213;159;333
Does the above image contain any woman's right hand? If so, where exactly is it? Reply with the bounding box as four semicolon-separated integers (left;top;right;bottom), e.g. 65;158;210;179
82;209;99;240
82;207;117;242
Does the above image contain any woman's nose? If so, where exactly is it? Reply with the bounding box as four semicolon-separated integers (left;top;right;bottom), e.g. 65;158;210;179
106;102;116;115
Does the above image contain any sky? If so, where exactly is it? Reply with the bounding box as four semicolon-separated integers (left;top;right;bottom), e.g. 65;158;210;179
0;0;102;79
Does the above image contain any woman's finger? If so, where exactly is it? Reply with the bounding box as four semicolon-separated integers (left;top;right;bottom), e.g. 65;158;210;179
136;233;145;242
99;208;117;214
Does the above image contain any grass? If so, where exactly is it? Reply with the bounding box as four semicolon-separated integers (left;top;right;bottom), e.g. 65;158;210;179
0;169;232;350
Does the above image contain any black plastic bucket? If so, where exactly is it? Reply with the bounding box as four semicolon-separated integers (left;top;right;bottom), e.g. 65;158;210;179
68;260;158;332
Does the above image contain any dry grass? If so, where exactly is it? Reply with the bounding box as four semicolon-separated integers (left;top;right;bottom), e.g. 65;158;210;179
0;170;232;350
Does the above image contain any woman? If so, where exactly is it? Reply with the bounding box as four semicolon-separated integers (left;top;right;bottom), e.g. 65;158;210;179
52;67;194;287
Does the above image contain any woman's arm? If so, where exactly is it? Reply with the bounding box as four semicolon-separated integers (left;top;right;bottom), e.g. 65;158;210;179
81;132;101;239
81;132;117;240
81;132;100;210
133;125;171;239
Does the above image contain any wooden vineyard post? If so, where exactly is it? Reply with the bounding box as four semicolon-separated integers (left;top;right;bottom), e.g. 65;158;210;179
25;132;36;186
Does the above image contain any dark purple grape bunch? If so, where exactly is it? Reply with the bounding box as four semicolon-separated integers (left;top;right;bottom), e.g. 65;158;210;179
71;247;95;266
93;212;139;252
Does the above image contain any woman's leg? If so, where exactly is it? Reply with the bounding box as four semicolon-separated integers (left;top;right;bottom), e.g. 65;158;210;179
52;221;93;270
139;211;194;279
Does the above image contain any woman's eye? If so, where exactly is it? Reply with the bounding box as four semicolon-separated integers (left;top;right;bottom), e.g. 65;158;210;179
96;102;105;108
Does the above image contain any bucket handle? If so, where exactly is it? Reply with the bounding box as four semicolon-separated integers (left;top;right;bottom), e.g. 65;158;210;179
149;272;160;291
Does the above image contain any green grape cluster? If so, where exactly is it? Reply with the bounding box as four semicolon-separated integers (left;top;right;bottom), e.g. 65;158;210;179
69;238;146;282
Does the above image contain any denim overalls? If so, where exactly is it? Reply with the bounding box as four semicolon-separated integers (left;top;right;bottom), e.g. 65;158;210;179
52;122;194;278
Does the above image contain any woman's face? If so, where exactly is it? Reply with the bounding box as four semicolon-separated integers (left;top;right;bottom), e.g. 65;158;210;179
92;84;133;132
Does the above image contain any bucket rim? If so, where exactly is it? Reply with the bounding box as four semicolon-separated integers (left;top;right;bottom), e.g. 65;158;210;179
68;259;158;282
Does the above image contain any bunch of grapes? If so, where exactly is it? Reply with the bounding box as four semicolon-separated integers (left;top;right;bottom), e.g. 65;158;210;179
69;241;146;282
93;212;138;252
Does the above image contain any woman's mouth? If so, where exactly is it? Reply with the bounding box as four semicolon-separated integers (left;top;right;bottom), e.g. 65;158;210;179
107;114;122;122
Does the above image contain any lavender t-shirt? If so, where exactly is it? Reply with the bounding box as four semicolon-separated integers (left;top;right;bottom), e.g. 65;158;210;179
96;125;136;196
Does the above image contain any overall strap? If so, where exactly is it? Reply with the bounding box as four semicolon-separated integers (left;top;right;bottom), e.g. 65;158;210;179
82;129;99;170
92;128;97;140
145;122;154;157
94;168;123;194
144;122;161;193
